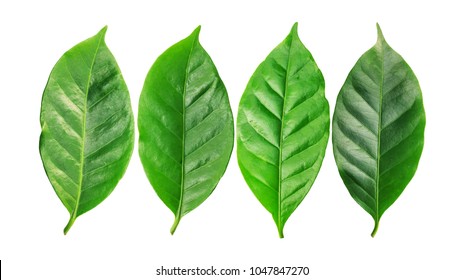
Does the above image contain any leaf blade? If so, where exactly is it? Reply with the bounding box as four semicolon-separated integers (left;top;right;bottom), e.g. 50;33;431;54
138;27;234;234
332;24;425;236
39;27;134;234
237;23;330;237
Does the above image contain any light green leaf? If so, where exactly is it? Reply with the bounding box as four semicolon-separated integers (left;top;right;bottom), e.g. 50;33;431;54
138;26;234;234
237;23;330;238
39;27;135;234
332;24;426;237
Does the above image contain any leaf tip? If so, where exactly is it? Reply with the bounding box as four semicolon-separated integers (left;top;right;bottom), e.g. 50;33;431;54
292;22;299;30
99;25;108;37
376;23;385;43
291;22;299;36
192;25;201;38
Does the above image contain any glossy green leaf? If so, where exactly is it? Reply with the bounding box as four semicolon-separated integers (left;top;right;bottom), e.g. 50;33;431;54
39;27;134;234
237;23;330;238
332;24;425;237
138;26;234;234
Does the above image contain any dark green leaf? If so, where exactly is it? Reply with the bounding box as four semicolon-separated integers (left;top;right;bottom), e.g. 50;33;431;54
237;23;330;238
138;26;234;234
39;27;135;234
332;24;426;237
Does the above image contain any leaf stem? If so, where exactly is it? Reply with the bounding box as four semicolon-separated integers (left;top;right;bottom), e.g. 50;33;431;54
371;221;379;237
170;216;181;235
278;227;284;239
64;215;76;235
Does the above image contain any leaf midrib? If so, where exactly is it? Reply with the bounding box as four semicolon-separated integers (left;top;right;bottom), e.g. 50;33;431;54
277;34;294;238
171;35;198;234
64;33;105;234
373;41;385;237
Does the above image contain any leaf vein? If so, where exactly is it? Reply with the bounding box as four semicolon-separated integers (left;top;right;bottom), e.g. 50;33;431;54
46;97;82;139
84;128;129;159
186;155;222;175
343;170;376;204
242;113;280;150
88;87;117;110
185;78;216;109
185;126;226;158
48;136;80;162
335;122;376;160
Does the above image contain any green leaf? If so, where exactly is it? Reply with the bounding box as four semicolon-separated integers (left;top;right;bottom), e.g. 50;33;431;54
332;24;426;237
237;23;330;238
39;27;135;234
138;26;234;234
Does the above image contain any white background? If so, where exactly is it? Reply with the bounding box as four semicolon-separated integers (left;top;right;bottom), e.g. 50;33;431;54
1;0;462;279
